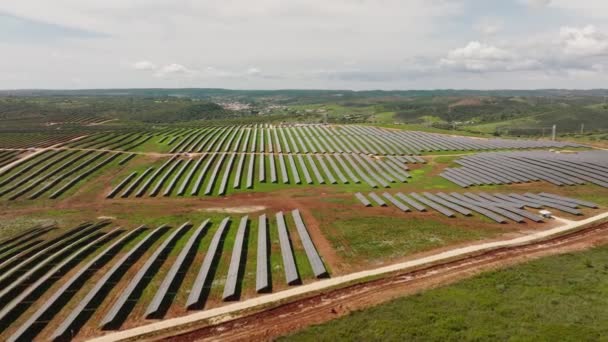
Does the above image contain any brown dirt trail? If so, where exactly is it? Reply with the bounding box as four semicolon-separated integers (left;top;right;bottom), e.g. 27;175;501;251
158;221;608;342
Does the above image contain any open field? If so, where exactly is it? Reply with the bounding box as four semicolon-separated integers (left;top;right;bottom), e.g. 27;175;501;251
284;238;608;341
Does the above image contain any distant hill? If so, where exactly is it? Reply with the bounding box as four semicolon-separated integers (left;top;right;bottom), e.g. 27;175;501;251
0;88;606;134
2;88;607;99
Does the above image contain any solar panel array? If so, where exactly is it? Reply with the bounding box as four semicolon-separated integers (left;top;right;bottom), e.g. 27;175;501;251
0;132;83;150
0;123;586;201
105;123;585;197
357;191;599;223
0;150;21;169
164;125;578;155
0;149;125;200
112;151;413;197
0;211;329;340
65;131;152;152
441;151;608;188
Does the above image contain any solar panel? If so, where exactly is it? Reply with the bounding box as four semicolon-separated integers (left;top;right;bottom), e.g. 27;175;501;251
164;159;192;196
187;217;230;309
276;211;299;285
238;154;251;189
145;221;205;318
259;153;266;183
395;193;426;212
0;221;106;296
292;209;327;278
135;156;177;197
409;193;455;217
256;214;269;293
287;154;301;184
538;192;598;208
307;154;325;184
0;229;115;324
204;153;227;195
423;192;472;216
250;127;257;153
353;154;390;188
519;193;582;215
51;225;163;340
223;216;248;300
233;153;246;189
368;192;387;207
382;192;411;212
100;223;187;329
297;154;313;184
278;153;289;184
269;153;277;183
8;227;143;342
149;158;182;196
507;193;581;215
108;172;138;198
342;154;376;188
218;153;236;195
0;225;52;256
523;193;579;208
436;193;508;223
355;192;372;207
177;154;205;196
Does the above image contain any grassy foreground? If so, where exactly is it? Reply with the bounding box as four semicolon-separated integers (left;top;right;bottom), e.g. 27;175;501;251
282;244;608;341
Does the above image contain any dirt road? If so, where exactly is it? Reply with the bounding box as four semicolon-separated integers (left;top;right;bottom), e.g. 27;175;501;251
164;218;608;342
0;135;88;174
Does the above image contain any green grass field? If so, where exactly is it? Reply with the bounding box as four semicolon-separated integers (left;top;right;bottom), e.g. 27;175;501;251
319;214;501;262
282;243;608;341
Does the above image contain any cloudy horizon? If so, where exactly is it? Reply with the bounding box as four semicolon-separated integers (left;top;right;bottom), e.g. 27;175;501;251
1;0;608;90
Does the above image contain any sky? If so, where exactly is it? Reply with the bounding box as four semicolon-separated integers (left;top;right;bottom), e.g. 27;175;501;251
1;0;608;90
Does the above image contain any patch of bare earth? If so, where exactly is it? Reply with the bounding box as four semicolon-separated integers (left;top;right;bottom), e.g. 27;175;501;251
448;97;483;108
200;206;267;214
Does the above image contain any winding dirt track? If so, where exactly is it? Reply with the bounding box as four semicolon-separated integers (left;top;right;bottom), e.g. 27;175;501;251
156;220;608;342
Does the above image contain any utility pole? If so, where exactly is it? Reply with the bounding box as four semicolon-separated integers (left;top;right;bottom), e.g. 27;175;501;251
551;124;556;141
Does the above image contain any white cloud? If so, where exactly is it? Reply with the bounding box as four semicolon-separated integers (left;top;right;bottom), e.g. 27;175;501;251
546;0;608;19
154;63;195;77
474;18;503;36
131;61;196;78
1;0;607;89
437;26;608;78
523;0;552;8
446;42;511;61
132;60;157;70
439;41;526;72
0;0;463;66
560;25;608;56
246;67;261;76
202;66;234;78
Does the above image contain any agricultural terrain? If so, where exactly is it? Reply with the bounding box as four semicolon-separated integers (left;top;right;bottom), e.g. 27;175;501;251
0;89;607;341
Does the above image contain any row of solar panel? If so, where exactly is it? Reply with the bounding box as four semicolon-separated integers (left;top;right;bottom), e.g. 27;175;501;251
356;191;598;223
0;210;327;341
441;151;608;189
0;150;124;201
109;152;412;198
66;132;151;151
0;150;21;168
163;124;579;156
